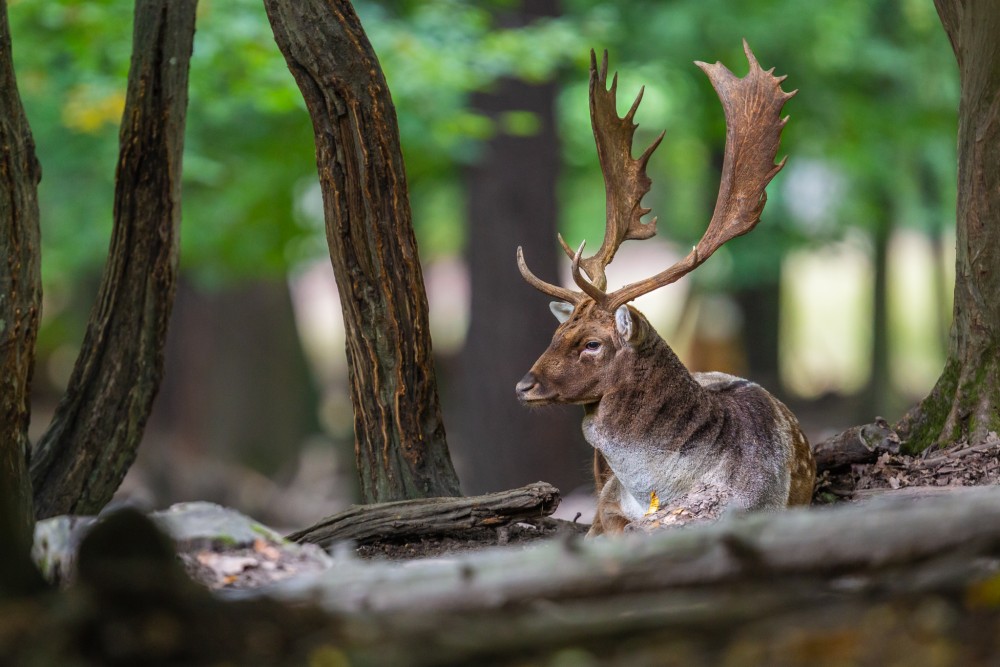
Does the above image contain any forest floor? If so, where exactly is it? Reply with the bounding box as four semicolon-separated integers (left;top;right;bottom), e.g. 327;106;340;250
179;432;1000;588
815;431;1000;503
356;431;1000;563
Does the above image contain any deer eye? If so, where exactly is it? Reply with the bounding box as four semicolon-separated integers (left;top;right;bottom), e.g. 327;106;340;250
584;341;602;351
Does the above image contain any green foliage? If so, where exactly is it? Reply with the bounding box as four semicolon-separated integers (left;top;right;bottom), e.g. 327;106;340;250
7;0;958;296
557;0;958;287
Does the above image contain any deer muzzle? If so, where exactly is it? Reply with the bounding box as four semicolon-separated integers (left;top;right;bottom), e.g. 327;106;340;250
516;372;554;404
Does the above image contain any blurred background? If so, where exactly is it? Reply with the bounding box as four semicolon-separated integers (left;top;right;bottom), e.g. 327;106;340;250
10;0;958;528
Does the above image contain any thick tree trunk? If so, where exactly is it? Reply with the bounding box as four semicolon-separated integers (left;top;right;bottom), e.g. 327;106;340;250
449;0;590;495
0;0;41;545
29;0;196;518
263;0;460;502
897;0;1000;452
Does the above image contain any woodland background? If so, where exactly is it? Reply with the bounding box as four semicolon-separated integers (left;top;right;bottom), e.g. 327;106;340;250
11;0;958;527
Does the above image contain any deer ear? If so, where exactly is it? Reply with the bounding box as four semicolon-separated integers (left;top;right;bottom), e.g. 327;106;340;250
614;305;635;342
549;301;574;323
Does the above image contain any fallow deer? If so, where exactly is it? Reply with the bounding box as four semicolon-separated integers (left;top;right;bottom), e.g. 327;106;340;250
515;43;815;536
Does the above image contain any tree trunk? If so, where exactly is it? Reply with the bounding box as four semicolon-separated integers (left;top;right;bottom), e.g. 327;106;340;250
897;0;1000;452
0;0;41;545
263;0;460;502
149;280;321;476
449;0;590;495
865;199;892;419
733;281;781;394
30;0;196;518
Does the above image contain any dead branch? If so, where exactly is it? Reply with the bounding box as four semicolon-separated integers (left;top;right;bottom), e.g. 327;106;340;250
813;417;901;471
287;482;561;547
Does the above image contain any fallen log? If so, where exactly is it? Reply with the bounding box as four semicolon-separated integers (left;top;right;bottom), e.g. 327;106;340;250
813;417;901;471
267;485;1000;616
287;481;562;547
10;487;1000;665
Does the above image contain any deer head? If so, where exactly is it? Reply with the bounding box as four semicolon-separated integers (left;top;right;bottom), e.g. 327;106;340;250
516;42;795;406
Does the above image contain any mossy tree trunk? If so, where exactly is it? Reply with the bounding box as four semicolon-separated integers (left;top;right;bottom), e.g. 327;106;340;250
263;0;460;502
897;0;1000;452
29;0;197;518
0;0;41;545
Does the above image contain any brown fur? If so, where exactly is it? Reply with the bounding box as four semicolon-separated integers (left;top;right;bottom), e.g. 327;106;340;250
517;302;816;536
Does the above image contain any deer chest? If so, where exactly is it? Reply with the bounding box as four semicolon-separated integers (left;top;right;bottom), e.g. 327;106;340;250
583;416;728;521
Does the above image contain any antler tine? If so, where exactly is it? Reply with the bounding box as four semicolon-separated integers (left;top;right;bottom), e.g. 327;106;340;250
577;49;664;293
517;246;582;305
569;241;608;306
608;40;794;310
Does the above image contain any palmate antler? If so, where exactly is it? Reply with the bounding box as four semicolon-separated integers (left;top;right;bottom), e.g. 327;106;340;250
518;41;795;311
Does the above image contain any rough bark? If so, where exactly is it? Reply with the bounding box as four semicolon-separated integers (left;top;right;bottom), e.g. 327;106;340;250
29;0;196;518
263;0;460;502
0;0;41;553
288;482;561;546
896;0;1000;452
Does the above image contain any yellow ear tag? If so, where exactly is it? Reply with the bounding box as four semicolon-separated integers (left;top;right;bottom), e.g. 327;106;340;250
645;491;660;516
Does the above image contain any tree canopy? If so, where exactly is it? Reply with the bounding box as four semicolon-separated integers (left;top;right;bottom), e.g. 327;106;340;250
9;0;956;290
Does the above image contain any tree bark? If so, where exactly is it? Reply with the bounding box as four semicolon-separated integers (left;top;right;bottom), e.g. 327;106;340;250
263;0;460;502
0;0;41;547
896;0;1000;452
288;482;561;546
29;0;196;518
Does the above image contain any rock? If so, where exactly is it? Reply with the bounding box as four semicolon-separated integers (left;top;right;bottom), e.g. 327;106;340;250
32;502;331;588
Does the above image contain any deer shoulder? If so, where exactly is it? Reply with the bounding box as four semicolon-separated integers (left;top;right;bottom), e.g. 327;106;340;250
515;44;815;536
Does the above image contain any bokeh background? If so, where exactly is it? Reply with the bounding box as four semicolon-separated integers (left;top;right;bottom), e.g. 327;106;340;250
10;0;958;528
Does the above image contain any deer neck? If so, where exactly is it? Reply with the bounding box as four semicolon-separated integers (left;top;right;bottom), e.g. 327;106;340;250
589;334;711;438
582;334;720;508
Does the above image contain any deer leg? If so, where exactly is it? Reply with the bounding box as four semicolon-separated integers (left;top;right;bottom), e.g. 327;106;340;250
589;476;631;536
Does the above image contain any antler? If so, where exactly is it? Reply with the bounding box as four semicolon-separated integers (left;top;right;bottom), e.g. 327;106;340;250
606;40;795;310
571;50;665;294
518;50;664;307
517;42;793;312
517;245;584;305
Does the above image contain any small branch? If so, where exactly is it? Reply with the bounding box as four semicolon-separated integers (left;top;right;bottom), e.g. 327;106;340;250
288;482;561;547
919;439;999;466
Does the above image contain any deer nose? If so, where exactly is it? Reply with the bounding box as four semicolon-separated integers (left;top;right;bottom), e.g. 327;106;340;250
515;372;538;398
